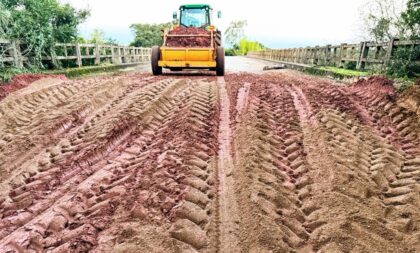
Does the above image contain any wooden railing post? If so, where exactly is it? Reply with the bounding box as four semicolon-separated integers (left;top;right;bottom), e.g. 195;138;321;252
384;38;397;67
120;47;123;63
11;40;23;68
75;43;82;67
50;49;58;67
123;47;126;63
325;45;331;65
95;43;101;65
333;47;338;66
357;41;368;70
313;46;319;65
339;43;347;67
111;45;116;64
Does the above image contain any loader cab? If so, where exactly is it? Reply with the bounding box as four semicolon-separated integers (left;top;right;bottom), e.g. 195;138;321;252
180;5;211;28
174;4;219;28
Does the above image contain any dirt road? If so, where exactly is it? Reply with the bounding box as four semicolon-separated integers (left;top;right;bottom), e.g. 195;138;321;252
0;65;419;252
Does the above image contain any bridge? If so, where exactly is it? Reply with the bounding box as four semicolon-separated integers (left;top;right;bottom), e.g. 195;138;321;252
0;38;419;253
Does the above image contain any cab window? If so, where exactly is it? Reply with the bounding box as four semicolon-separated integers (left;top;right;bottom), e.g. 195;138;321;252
180;8;209;28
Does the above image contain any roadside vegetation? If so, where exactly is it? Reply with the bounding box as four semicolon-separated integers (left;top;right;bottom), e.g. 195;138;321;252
321;0;419;81
130;23;171;47
250;0;419;84
360;0;419;80
0;0;418;84
0;0;89;67
317;66;368;77
0;0;90;82
224;20;265;56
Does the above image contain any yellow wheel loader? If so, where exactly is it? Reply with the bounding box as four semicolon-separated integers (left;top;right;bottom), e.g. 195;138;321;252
151;4;225;76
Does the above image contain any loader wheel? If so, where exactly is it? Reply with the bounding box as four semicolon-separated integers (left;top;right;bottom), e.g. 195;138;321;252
151;46;162;75
216;46;225;76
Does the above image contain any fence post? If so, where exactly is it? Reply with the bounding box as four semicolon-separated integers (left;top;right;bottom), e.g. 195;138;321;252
333;47;338;66
111;45;116;64
11;40;23;68
122;47;126;63
339;43;347;67
313;46;319;65
357;41;368;70
384;38;396;67
95;43;101;65
75;43;82;67
50;49;58;67
325;45;331;65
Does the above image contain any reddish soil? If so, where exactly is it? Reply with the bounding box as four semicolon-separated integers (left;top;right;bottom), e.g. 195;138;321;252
398;82;420;120
0;72;419;252
0;74;67;101
165;27;211;47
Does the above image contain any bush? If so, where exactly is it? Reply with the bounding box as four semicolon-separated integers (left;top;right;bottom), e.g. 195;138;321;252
225;48;236;56
387;46;420;78
226;39;264;56
130;23;171;47
238;38;264;55
2;0;89;67
344;61;357;70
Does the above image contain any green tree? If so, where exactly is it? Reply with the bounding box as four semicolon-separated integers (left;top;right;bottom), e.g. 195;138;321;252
360;0;406;41
401;0;420;39
369;16;392;42
105;37;119;46
89;29;105;44
238;38;264;55
2;0;89;67
0;3;11;36
224;20;247;47
386;0;420;78
387;46;420;78
130;23;171;47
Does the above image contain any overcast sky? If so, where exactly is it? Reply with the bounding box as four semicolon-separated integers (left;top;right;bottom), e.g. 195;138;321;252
59;0;372;48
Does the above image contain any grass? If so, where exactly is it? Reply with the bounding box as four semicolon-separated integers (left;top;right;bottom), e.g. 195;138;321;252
306;65;418;92
44;64;139;78
302;66;370;80
1;63;145;84
317;66;368;77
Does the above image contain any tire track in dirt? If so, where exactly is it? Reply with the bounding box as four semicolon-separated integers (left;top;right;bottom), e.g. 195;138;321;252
310;110;409;252
0;71;419;252
293;74;419;218
0;75;153;188
0;77;192;251
0;76;225;253
96;79;221;253
229;75;314;252
277;72;419;252
226;72;419;253
213;76;240;253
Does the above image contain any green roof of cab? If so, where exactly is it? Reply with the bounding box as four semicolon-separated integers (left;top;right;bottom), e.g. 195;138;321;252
180;4;211;9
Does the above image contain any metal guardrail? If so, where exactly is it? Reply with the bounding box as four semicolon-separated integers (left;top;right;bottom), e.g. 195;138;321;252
0;39;151;68
248;39;420;70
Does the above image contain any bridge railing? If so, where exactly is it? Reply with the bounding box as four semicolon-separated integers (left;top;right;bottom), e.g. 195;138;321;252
248;39;420;70
0;39;151;68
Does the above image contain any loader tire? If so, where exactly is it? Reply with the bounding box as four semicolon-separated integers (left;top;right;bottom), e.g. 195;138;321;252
216;46;225;76
151;46;162;75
